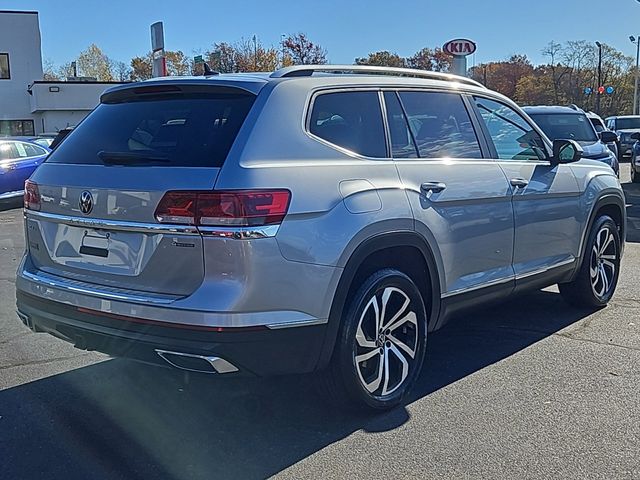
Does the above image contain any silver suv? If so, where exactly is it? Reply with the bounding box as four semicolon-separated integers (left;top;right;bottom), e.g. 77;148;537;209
16;65;626;410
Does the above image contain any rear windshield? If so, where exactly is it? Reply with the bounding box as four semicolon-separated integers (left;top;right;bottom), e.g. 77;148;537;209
616;117;640;130
46;92;255;167
529;113;597;142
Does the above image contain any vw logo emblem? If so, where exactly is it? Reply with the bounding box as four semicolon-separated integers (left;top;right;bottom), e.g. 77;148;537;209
79;191;93;215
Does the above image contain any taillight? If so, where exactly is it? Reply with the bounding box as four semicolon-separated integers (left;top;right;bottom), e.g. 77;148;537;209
24;180;41;211
154;190;291;227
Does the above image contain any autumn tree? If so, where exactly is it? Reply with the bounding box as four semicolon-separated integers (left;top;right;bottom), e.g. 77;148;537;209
406;47;451;71
355;51;406;67
129;50;191;80
77;44;115;81
282;33;327;65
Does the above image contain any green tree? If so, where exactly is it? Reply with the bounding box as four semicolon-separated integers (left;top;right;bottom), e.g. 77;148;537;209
406;47;451;71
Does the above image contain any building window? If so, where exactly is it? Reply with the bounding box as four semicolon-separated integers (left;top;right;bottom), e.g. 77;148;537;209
0;120;35;136
0;53;9;79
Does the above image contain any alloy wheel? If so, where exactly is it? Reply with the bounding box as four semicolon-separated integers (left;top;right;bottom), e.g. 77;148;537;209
590;225;618;299
354;286;418;397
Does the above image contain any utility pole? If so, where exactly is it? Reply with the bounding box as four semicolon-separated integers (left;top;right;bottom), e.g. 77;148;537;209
281;34;286;68
595;41;603;115
253;35;257;71
632;36;640;115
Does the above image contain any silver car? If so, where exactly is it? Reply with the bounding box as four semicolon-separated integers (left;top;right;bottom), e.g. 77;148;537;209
16;65;626;410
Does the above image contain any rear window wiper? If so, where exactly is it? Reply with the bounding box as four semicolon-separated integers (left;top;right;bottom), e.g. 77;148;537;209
98;151;170;165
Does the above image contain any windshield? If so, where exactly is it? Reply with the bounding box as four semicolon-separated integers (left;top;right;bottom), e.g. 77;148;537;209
529;113;597;142
616;117;640;130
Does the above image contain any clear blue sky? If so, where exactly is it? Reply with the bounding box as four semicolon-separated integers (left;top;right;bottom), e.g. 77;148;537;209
5;0;640;67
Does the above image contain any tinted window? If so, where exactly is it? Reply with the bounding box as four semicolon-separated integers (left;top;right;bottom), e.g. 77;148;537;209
46;93;255;167
384;92;418;158
616;118;640;130
529;113;597;142
398;91;482;159
309;91;386;158
22;142;48;157
475;97;546;161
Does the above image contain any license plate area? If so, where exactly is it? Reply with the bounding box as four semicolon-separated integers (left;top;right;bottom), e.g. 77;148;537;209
80;230;110;258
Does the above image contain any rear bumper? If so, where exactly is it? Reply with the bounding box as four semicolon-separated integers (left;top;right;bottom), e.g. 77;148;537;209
16;291;327;376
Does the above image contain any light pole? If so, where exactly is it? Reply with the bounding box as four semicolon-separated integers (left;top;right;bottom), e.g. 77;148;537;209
596;41;603;115
631;36;640;115
281;34;286;68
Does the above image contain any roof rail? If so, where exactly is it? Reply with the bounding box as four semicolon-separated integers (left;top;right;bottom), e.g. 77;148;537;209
270;64;486;89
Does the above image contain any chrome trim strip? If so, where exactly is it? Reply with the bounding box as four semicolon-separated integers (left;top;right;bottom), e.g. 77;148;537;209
20;269;180;305
514;258;576;280
25;210;200;234
198;224;280;239
155;349;239;374
265;317;327;329
441;276;513;299
0;189;24;200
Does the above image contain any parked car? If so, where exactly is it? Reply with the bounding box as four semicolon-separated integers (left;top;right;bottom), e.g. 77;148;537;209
605;115;640;158
629;132;640;183
524;106;619;175
16;66;626;410
585;111;618;159
2;135;56;149
0;138;49;200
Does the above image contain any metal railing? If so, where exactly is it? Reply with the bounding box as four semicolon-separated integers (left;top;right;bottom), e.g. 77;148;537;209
270;64;486;89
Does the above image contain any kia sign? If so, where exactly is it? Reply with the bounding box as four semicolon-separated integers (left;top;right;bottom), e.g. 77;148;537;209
443;39;477;57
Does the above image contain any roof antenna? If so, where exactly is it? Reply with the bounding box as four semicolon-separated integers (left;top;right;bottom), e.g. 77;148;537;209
202;62;219;76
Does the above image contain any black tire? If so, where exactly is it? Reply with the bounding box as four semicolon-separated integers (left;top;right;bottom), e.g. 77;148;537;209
559;215;621;308
318;268;428;411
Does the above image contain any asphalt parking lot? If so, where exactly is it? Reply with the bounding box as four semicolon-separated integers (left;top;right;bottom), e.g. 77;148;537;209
1;167;639;480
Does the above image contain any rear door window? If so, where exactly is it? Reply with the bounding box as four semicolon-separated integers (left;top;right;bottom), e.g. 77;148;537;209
397;91;482;159
309;91;386;158
46;92;256;167
384;91;418;158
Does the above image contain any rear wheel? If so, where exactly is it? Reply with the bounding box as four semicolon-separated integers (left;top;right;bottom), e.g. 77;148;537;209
559;215;621;308
319;268;428;410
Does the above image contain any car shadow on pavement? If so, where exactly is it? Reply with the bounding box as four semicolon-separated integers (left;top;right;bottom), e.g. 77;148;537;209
623;180;640;243
0;198;22;212
0;289;596;480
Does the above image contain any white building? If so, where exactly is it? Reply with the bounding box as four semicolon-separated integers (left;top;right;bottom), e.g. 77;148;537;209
0;10;124;136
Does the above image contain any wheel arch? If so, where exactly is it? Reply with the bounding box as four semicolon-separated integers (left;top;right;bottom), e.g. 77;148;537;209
316;230;442;370
573;192;626;280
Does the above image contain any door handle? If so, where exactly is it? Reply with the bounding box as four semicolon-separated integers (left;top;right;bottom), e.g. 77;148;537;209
420;182;447;194
510;178;529;189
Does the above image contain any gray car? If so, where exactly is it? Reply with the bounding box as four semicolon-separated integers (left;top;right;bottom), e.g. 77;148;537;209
15;65;626;410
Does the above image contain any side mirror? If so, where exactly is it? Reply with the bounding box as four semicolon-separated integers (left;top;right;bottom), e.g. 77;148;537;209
630;132;640;141
599;131;619;143
552;139;583;164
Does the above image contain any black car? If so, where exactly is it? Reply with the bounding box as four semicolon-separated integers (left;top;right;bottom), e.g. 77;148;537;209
524;106;619;175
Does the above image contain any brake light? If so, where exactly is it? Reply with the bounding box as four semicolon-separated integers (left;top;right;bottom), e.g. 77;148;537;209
154;190;291;226
24;180;41;211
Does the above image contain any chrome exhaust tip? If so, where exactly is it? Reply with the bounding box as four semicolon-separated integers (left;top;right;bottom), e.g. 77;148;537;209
155;349;239;374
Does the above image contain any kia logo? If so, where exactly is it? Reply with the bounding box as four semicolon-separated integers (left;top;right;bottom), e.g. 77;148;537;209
79;191;94;215
443;39;477;57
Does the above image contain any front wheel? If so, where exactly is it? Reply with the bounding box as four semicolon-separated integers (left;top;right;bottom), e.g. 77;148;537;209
559;215;621;308
319;268;428;410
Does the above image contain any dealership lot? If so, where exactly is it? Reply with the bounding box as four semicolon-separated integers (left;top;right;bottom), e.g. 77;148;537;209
0;169;639;479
